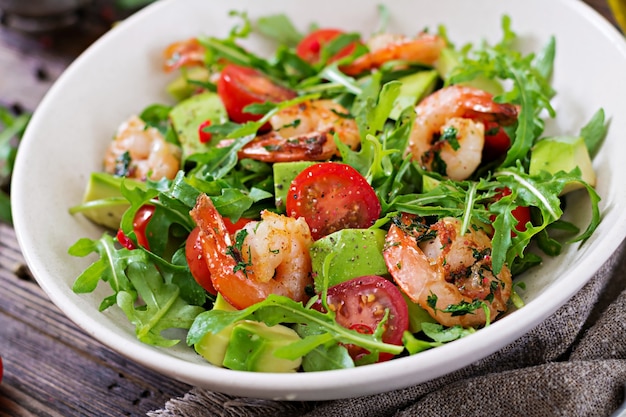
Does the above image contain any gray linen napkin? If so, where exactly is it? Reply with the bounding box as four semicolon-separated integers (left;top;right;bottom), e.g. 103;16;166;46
148;239;626;417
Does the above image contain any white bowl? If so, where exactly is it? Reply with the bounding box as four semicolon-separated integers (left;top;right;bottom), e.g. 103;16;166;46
11;0;626;401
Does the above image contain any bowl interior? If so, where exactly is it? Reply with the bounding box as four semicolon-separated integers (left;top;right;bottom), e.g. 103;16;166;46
11;0;626;400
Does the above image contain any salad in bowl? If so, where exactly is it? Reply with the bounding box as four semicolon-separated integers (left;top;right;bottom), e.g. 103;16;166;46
12;0;626;400
67;6;602;373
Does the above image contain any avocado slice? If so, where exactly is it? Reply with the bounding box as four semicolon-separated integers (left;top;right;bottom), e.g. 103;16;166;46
273;161;316;212
166;67;210;101
389;70;439;120
529;135;596;194
422;173;441;192
169;91;228;161
402;293;437;333
310;228;388;292
194;293;302;372
222;321;302;373
69;172;145;230
193;293;237;367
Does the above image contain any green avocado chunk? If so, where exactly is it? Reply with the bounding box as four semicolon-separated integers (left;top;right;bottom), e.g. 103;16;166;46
310;228;388;292
389;69;439;120
273;161;316;212
169;91;227;161
166;67;210;101
222;321;302;373
194;293;302;372
402;293;437;333
193;293;237;367
529;135;596;194
72;172;145;230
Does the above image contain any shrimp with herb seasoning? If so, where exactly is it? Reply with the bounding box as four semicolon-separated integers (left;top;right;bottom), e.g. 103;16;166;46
190;194;314;310
383;215;512;328
341;32;446;76
233;99;360;162
407;85;519;180
103;115;182;181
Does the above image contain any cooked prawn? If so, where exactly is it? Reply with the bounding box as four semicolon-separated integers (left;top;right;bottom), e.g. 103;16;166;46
234;99;360;162
163;38;206;72
341;32;446;76
103;116;182;181
407;85;519;180
190;194;314;309
383;215;512;328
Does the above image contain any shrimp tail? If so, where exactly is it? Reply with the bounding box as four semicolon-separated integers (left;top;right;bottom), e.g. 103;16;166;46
190;194;265;308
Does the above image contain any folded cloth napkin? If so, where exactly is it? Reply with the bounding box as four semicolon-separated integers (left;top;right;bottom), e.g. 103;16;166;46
149;239;626;417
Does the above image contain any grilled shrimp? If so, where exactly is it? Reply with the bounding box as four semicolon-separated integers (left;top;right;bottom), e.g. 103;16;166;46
383;215;512;328
407;85;519;180
341;32;446;76
235;99;360;162
103;115;182;181
190;194;314;309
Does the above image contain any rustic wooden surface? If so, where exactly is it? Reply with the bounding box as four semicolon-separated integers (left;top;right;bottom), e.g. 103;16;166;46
0;0;619;416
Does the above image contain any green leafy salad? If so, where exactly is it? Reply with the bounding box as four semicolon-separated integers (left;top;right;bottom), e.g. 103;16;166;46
68;9;605;372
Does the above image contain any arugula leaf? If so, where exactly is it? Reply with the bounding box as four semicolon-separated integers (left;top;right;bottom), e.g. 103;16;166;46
0;192;10;224
580;108;608;158
422;322;476;343
139;104;172;136
300;342;355;372
491;166;601;272
449;16;556;170
187;294;404;358
256;14;303;47
69;234;146;310
0;106;30;224
118;262;205;347
403;323;476;355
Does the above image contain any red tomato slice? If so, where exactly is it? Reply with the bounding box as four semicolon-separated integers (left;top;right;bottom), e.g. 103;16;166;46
132;205;155;249
493;187;531;234
185;218;252;296
185;227;217;295
312;275;409;362
223;217;253;234
115;205;155;250
482;121;511;161
286;163;381;240
296;28;361;64
217;64;297;126
198;120;212;144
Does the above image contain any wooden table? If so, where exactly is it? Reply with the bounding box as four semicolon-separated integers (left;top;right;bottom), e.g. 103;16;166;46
0;1;619;416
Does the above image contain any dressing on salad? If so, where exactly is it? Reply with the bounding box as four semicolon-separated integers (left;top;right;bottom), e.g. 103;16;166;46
68;9;605;372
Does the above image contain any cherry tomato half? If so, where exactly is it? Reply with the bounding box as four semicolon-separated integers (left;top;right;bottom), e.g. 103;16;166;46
296;28;361;64
493;187;531;234
0;356;3;383
217;64;297;126
223;217;254;235
312;275;409;362
132;205;155;249
116;205;155;250
185;218;252;296
286;163;381;240
185;227;217;295
482;121;512;162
